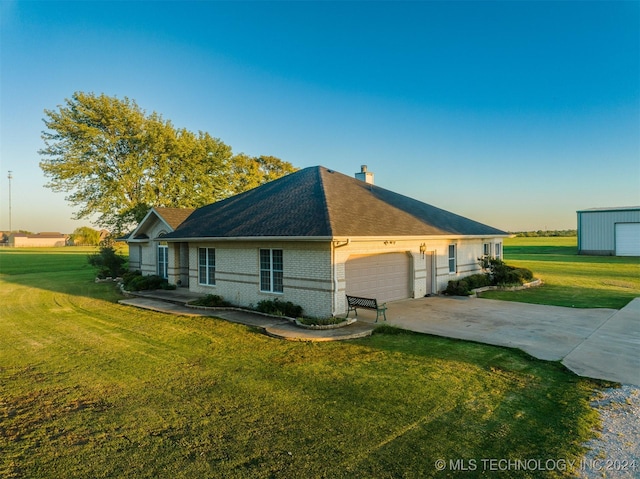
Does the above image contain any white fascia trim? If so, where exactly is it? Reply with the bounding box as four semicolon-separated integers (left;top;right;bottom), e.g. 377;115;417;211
330;234;511;241
163;234;510;243
162;236;334;243
126;208;174;242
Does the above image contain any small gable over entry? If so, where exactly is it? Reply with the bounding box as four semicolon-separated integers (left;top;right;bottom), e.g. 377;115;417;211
125;207;194;277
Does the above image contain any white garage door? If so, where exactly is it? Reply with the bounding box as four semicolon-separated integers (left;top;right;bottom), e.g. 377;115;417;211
616;223;640;256
345;253;411;303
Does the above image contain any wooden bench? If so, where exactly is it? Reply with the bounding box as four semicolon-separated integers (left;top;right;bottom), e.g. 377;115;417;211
346;295;387;322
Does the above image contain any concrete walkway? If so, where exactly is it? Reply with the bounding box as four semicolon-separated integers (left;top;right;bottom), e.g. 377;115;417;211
119;290;639;386
366;296;639;386
563;298;640;386
118;292;375;341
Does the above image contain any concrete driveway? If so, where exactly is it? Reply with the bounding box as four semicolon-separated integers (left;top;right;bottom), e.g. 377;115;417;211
357;296;640;386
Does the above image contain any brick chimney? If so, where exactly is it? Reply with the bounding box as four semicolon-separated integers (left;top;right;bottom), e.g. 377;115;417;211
355;165;374;185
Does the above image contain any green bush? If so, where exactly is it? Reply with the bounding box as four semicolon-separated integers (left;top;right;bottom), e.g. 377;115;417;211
485;259;533;286
464;273;492;289
121;270;141;284
88;246;127;279
121;271;176;291
444;260;534;296
514;267;534;282
256;298;303;318
444;279;472;296
444;273;492;295
297;317;345;326
191;294;231;307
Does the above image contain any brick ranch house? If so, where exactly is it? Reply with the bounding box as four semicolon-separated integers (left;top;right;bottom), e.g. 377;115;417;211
125;166;508;318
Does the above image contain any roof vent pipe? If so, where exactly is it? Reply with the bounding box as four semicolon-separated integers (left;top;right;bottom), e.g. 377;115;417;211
355;165;374;185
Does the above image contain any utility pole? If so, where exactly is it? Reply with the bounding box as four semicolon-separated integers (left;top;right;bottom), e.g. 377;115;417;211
7;171;12;232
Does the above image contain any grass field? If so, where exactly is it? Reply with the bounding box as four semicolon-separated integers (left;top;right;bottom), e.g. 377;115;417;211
0;247;614;478
480;237;640;309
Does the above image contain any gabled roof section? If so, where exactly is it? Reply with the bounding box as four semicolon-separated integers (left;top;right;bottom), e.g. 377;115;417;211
165;167;331;238
126;207;195;241
153;207;196;230
321;168;506;236
164;166;507;239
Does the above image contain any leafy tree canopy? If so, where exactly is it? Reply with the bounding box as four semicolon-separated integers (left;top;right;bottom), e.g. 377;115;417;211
39;92;297;233
70;226;102;246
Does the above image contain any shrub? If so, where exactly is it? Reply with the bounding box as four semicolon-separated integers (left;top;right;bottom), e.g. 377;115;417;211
121;271;176;291
297;317;345;326
256;298;303;318
483;258;534;286
88;246;126;279
513;267;534;282
444;279;472;296
464;273;492;290
191;294;231;307
121;270;141;284
444;260;534;296
443;273;491;295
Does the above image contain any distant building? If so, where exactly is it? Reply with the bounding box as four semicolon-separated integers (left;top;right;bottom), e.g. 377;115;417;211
577;207;640;256
8;232;68;247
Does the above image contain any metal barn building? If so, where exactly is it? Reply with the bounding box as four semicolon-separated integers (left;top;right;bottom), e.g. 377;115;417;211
577;207;640;256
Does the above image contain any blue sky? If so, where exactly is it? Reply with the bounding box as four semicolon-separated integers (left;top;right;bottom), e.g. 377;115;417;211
1;1;638;233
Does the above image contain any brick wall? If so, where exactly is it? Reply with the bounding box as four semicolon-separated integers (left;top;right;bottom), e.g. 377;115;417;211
187;241;333;318
144;236;504;318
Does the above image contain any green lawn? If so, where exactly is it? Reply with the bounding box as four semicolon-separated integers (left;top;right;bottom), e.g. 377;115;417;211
480;237;640;309
0;248;611;478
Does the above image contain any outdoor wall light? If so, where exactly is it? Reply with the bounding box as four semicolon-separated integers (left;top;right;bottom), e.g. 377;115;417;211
420;243;426;257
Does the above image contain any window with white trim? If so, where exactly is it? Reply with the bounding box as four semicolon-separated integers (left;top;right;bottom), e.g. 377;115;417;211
482;242;492;265
260;249;283;293
157;243;168;279
495;242;502;260
448;244;457;274
198;248;216;285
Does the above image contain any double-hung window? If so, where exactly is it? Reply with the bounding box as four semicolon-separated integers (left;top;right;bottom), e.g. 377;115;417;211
198;248;216;285
260;249;283;293
448;244;457;274
483;242;492;263
495;242;502;260
157;243;168;279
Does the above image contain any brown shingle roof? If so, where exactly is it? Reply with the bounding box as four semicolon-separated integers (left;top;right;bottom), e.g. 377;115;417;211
164;166;507;239
154;207;195;230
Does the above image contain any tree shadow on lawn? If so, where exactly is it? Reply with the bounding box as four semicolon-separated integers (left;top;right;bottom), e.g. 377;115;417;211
506;243;640;262
239;324;613;477
479;283;639;309
248;318;610;390
505;244;578;256
1;267;123;303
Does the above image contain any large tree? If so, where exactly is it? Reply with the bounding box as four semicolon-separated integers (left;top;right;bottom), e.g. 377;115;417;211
39;92;296;232
70;226;101;246
230;153;300;193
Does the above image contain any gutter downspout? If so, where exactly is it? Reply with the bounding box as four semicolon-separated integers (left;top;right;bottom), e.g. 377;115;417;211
332;239;351;316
